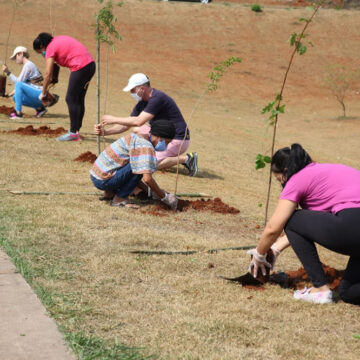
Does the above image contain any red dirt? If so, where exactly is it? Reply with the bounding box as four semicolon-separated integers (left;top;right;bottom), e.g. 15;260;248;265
242;263;344;291
6;125;66;137
285;264;344;291
142;197;240;215
74;151;97;164
0;105;15;115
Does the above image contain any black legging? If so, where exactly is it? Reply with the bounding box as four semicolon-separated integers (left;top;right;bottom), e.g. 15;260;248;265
285;208;360;305
65;61;96;133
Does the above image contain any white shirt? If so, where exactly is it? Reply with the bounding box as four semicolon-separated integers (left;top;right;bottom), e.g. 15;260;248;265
9;60;41;84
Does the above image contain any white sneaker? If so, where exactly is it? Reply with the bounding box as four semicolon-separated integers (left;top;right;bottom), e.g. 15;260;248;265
294;287;333;304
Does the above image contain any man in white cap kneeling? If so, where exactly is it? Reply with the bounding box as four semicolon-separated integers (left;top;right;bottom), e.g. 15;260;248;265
94;73;198;177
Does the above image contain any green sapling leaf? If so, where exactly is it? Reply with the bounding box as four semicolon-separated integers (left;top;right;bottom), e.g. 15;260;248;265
255;154;271;170
298;44;307;55
289;33;297;46
207;57;241;92
262;100;275;114
299;17;310;23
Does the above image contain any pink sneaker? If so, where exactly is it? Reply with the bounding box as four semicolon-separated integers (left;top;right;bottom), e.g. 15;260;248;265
294;287;333;304
56;132;80;142
9;111;23;119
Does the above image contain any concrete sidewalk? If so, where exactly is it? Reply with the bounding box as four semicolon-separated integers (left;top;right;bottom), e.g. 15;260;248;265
0;250;75;360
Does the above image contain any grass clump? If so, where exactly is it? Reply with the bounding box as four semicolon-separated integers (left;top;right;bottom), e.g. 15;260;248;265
64;331;156;360
251;4;262;12
0;231;154;360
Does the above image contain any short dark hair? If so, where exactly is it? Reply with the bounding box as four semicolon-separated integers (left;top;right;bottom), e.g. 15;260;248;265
33;33;53;51
150;120;175;139
271;143;312;187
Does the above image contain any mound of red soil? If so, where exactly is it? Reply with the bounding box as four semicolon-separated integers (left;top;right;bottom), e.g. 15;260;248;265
142;197;240;215
0;105;15;115
285;264;344;291
74;151;97;164
7;125;66;137
179;197;240;214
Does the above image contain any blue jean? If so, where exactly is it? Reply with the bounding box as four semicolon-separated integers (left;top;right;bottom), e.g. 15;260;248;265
90;163;142;198
13;82;43;112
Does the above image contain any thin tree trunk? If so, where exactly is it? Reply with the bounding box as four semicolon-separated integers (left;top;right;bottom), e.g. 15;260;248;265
96;27;101;155
341;101;346;117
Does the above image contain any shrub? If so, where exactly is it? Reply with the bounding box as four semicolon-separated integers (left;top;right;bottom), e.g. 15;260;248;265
251;4;262;12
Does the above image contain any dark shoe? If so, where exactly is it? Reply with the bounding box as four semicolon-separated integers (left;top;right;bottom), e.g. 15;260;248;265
185;152;198;177
36;107;47;118
9;111;23;119
99;196;114;201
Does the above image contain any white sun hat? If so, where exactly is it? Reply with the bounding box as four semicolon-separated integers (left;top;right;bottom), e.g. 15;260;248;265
10;46;28;60
123;73;149;92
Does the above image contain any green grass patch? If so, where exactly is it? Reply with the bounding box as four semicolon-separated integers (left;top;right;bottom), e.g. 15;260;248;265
64;331;156;360
251;4;262;13
0;211;154;360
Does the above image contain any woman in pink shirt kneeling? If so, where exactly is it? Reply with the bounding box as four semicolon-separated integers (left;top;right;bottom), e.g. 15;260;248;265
33;33;95;141
248;143;360;305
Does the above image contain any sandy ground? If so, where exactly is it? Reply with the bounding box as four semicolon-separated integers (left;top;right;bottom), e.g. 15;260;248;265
1;0;360;217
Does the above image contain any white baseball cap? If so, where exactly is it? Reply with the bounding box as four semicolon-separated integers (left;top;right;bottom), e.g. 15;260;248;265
10;46;28;60
123;73;149;92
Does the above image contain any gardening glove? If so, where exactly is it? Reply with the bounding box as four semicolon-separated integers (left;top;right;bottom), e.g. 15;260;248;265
38;92;45;101
269;245;281;270
247;248;271;278
150;189;167;200
161;192;178;210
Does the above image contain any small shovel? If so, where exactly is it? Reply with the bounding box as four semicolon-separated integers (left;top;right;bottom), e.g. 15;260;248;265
218;272;264;286
219;249;275;286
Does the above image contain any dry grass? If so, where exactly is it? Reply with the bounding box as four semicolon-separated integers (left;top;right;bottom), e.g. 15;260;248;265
1;0;360;359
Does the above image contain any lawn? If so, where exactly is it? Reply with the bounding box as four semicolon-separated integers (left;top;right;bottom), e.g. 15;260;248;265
1;0;360;359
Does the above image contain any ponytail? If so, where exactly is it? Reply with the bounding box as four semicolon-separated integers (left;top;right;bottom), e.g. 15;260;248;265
271;143;312;187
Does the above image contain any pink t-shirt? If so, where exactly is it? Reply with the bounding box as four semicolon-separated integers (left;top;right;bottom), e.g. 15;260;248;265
280;163;360;214
45;36;94;72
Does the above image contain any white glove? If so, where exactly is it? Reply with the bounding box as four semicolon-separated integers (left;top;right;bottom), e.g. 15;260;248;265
150;188;165;200
38;93;45;101
269;245;281;270
161;192;178;210
247;248;271;278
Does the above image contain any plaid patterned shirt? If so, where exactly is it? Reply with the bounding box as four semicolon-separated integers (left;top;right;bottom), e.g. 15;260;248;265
90;133;157;180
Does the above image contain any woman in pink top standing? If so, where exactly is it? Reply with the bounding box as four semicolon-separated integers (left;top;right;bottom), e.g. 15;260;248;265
33;33;95;141
247;143;360;305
